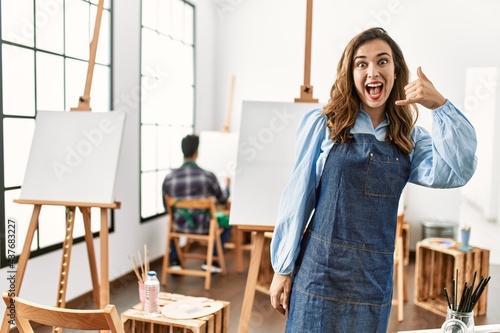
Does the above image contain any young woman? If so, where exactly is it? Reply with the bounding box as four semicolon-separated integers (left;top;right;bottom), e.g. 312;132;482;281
269;27;477;332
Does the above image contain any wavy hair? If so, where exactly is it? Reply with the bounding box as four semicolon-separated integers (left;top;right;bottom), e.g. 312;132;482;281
322;27;417;154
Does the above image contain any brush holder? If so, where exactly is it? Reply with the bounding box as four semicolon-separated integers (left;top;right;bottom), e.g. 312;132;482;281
441;308;474;333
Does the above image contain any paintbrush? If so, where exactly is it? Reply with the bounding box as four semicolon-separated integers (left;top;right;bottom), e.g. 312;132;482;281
128;255;143;282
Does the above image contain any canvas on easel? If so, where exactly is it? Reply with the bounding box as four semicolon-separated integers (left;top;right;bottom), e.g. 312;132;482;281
231;101;321;333
234;0;319;331
229;101;321;228
19;110;126;204
0;1;120;331
6;109;126;323
2;110;126;333
197;130;239;192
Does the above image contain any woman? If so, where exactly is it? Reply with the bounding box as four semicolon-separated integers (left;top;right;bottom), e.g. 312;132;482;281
269;27;477;332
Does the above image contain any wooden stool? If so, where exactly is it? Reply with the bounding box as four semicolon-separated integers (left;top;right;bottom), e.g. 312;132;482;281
414;240;490;316
161;196;227;291
121;292;230;333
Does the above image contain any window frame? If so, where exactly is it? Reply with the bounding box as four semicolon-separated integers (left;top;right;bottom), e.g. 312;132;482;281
0;0;114;269
139;0;196;222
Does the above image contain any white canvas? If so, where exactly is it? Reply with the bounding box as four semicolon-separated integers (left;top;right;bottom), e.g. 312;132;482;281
229;101;322;227
19;110;126;204
460;67;499;221
197;131;239;192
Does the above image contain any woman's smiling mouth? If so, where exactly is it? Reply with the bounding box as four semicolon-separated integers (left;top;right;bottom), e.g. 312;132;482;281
366;82;383;100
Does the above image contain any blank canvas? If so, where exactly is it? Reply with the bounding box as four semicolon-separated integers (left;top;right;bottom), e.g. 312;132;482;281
19;110;126;204
229;101;322;227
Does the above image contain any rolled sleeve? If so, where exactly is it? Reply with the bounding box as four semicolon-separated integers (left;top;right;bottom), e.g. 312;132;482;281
409;100;478;188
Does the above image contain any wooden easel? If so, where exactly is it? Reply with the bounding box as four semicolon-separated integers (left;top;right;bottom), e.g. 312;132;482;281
1;1;113;332
221;75;236;132
237;1;317;332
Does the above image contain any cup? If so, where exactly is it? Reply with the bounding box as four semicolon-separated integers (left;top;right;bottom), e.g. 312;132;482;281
138;281;145;310
459;228;472;252
441;308;475;333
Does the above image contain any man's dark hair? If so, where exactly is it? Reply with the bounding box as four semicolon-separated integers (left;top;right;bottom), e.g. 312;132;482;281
181;134;199;158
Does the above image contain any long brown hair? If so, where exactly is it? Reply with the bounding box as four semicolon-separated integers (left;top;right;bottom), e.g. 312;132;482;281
322;27;417;154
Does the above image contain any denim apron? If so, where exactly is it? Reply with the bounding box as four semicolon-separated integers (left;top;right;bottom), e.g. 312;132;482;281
286;133;410;333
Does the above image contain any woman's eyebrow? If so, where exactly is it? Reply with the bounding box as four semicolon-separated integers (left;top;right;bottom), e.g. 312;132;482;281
354;52;391;61
377;52;391;58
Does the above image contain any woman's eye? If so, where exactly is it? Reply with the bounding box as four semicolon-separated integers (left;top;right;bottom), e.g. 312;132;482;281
379;59;388;65
356;62;366;68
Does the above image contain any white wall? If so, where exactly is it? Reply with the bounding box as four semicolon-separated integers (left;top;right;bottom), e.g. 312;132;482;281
212;0;500;264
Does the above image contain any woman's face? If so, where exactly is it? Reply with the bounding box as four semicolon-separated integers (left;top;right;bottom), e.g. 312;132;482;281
352;39;396;114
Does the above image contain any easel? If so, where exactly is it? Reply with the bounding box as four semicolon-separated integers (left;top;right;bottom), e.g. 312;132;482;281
237;1;317;332
1;1;115;332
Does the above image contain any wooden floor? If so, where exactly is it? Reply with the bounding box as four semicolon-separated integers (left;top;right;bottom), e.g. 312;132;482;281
18;245;500;333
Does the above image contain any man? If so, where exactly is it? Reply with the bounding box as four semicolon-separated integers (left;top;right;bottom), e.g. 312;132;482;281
162;134;231;273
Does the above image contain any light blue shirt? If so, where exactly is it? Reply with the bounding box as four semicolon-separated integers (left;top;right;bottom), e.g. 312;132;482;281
271;100;477;275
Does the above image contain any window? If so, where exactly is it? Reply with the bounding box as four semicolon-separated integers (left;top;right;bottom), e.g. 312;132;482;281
0;0;112;268
140;0;195;221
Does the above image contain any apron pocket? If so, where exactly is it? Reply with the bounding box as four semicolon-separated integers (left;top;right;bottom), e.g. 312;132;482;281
364;151;402;198
295;232;393;306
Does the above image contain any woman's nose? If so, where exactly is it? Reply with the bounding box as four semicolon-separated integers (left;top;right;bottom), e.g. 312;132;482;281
367;66;379;79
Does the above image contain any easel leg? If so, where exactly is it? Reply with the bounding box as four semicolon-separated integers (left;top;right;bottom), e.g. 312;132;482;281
237;231;265;333
1;205;42;333
80;207;100;308
99;208;110;333
14;205;42;294
235;228;243;274
56;207;76;308
205;221;216;291
52;207;76;333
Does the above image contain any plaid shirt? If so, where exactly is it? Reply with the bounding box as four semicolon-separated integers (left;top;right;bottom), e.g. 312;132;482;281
162;162;230;234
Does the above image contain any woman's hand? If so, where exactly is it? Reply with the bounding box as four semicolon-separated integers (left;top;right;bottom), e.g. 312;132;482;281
395;66;446;110
269;273;292;315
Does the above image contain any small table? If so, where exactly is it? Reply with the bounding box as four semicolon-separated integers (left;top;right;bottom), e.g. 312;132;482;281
121;292;230;333
414;239;490;316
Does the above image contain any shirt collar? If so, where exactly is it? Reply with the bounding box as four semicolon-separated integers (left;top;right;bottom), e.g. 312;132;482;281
181;161;198;168
351;106;390;141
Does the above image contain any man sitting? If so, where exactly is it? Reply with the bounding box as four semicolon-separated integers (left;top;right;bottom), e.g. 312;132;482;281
162;134;231;273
